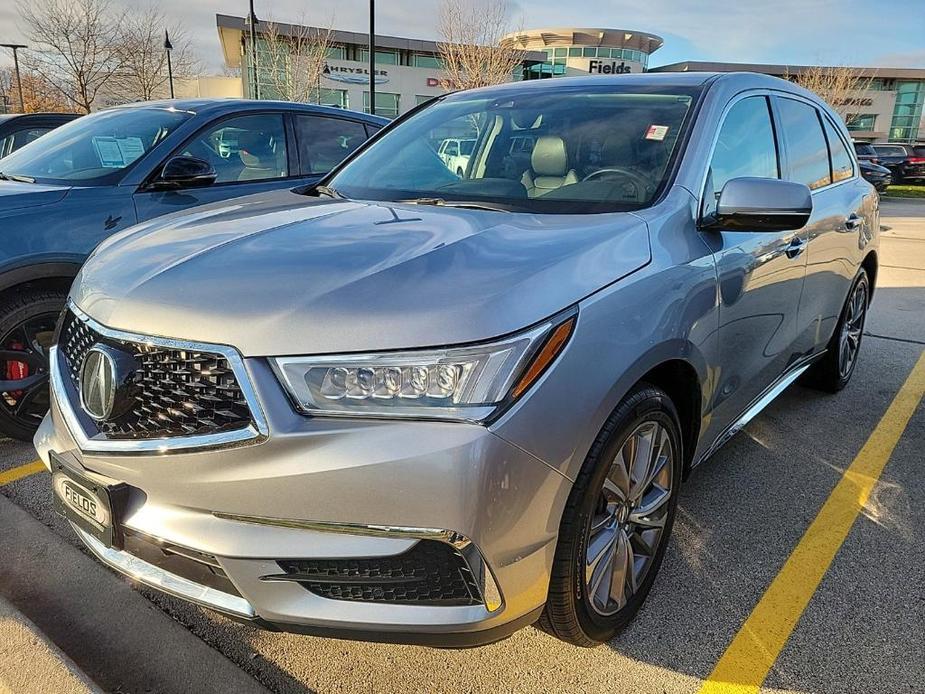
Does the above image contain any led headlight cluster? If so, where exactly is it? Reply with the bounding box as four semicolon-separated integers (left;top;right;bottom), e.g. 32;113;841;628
271;315;575;422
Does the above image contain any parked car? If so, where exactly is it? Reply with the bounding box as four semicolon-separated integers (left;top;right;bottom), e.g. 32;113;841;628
0;99;385;440
871;143;925;183
36;73;878;648
437;137;475;175
0;112;80;159
852;141;879;164
859;159;892;192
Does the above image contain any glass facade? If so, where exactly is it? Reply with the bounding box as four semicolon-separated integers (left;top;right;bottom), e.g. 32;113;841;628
358;48;399;65
363;92;400;119
846;113;877;131
524;45;651;80
412;53;444;69
888;81;924;142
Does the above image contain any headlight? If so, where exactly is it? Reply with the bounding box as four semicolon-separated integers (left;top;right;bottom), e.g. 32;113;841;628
271;314;575;422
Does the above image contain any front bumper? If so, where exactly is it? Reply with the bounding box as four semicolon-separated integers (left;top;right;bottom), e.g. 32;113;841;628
36;356;571;646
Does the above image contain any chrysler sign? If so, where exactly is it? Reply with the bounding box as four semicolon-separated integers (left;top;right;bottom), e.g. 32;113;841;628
323;63;389;85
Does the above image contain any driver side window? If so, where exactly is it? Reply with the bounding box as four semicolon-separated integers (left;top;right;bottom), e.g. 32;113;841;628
179;113;288;184
704;96;779;218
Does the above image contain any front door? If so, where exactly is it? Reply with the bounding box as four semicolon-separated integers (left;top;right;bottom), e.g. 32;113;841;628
133;112;311;223
701;94;809;427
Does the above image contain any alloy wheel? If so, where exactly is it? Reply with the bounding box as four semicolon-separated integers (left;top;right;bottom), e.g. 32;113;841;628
0;313;57;430
838;279;868;380
584;420;675;616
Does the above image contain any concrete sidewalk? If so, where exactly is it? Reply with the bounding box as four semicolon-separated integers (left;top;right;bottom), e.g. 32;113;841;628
0;494;269;694
0;596;101;694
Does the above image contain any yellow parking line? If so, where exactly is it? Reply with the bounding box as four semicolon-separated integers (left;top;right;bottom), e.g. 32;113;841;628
0;460;46;486
700;349;925;694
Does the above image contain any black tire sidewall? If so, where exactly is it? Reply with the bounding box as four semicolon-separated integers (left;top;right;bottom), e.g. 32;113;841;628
569;387;683;643
833;270;870;389
0;288;68;440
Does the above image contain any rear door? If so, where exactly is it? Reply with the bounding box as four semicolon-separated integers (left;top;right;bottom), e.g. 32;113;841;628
132;112;303;223
292;114;371;179
703;93;809;423
775;96;873;356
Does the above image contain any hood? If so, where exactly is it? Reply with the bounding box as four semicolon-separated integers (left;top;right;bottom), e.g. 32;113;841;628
0;180;70;212
72;189;651;356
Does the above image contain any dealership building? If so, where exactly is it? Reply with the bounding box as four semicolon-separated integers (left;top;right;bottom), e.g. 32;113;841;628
216;14;924;142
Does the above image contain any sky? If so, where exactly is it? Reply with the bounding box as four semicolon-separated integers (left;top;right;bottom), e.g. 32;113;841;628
1;0;924;74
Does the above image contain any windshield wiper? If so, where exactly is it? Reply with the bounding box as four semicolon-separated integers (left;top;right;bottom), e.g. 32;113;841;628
0;171;36;184
396;197;512;213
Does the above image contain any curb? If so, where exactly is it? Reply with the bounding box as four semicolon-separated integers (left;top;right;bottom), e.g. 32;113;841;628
0;493;270;694
0;595;103;694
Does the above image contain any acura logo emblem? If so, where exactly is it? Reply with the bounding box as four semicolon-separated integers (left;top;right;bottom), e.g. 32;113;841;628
80;347;116;420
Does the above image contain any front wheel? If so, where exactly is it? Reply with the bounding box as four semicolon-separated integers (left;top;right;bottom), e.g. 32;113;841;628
540;384;683;646
0;288;67;441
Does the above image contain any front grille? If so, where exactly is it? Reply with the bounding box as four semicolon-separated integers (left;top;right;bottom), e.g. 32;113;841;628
271;540;482;606
58;309;253;440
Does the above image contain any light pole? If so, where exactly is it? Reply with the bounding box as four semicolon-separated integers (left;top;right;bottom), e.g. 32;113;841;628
163;31;175;98
0;43;27;113
246;0;260;99
368;0;375;115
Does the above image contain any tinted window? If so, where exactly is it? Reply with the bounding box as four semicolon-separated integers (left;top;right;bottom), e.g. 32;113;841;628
295;115;368;175
853;143;876;157
873;145;906;157
180;114;288;184
0;127;53;157
823;119;854;183
705;96;778;217
778;98;831;190
0;107;190;184
914;146;925;157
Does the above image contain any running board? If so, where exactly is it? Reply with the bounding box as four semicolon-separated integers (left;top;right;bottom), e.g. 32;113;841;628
695;362;812;467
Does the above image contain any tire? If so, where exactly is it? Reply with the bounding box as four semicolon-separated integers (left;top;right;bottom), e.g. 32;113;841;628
804;269;869;393
540;383;683;646
0;287;67;441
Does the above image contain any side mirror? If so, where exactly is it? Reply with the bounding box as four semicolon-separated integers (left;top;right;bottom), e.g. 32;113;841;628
153;156;217;190
703;177;812;232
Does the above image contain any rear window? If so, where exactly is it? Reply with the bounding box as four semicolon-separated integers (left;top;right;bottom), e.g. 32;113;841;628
913;146;925;158
853;143;876;156
874;145;907;157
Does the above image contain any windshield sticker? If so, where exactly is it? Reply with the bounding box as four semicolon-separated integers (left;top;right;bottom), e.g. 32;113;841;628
92;136;125;168
116;137;145;165
645;125;669;141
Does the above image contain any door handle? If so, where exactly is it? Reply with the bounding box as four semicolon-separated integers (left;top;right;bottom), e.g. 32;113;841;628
785;237;806;259
845;214;863;231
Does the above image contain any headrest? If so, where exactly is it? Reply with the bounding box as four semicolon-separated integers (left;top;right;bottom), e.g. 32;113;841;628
238;131;276;168
531;135;569;177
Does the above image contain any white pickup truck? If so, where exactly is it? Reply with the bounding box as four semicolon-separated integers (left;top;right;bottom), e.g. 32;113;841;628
437;138;476;176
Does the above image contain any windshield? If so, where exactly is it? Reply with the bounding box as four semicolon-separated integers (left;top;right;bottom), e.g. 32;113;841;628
329;85;699;213
0;107;192;185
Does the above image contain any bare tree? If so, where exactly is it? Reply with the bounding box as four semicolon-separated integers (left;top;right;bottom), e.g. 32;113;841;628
1;64;73;112
18;0;126;113
108;4;201;102
787;65;875;122
437;0;525;90
258;16;334;103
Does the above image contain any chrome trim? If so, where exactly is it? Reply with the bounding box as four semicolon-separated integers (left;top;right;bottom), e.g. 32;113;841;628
74;525;256;619
214;512;472;549
52;301;269;454
695;360;813;466
215;512;504;612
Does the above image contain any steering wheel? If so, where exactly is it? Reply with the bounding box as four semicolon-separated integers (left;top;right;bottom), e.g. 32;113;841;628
582;167;651;191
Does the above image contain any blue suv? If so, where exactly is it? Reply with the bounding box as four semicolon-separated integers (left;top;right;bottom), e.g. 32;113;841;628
0;99;386;439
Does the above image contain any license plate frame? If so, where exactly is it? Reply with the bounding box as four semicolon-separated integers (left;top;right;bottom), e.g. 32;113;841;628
51;451;128;549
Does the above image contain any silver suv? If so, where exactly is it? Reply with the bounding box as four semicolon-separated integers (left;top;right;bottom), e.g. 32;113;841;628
37;72;878;647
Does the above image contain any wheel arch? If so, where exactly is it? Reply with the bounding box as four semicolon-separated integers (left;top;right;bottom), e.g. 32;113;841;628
861;250;878;301
0;261;82;303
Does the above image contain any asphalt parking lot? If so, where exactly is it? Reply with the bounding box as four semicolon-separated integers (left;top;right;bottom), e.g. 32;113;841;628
1;199;923;694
